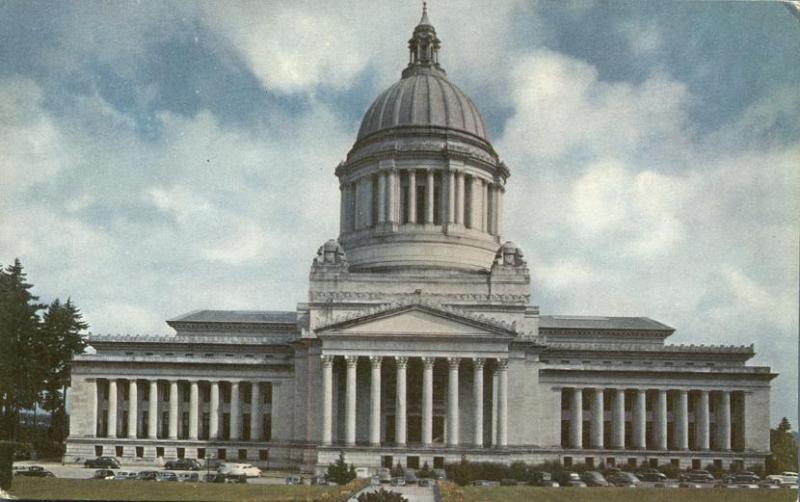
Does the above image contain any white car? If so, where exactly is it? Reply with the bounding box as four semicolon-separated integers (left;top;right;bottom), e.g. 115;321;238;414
766;471;798;487
216;462;262;478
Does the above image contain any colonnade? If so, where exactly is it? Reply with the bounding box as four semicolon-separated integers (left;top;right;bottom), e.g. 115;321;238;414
562;388;743;451
321;355;509;448
93;378;271;442
341;168;504;236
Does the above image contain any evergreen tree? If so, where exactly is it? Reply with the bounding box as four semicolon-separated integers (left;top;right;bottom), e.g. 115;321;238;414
39;298;88;444
0;260;45;441
767;417;798;474
325;452;356;485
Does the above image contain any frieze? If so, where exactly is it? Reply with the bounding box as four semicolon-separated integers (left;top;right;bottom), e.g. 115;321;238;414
308;290;529;304
543;342;755;354
88;334;298;346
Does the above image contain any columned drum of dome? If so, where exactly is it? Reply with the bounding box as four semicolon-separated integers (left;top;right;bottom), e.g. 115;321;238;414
336;9;510;272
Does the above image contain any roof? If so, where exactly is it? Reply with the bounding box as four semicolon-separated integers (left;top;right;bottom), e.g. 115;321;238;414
167;310;297;325
539;315;673;332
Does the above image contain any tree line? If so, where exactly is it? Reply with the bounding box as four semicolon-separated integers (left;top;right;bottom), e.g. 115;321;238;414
0;259;88;452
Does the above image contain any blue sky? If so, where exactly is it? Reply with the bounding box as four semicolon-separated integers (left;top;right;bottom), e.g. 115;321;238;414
1;1;798;426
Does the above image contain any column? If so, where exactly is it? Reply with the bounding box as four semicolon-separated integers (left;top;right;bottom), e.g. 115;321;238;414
377;172;387;224
487;185;496;235
339;184;347;235
473;359;485;446
395;356;408;446
613;389;625;449
107;379;118;438
321;356;334;445
570;388;583;448
447;357;460;446
89;380;98;438
481;179;488;231
590;388;603;449
127;380;138;439
697;390;710;450
148;380;158;439
345;356;358;445
188;380;199;440
251;382;261;441
718;391;731;451
447;171;456;224
209;381;220;440
408;170;416;224
422;357;434;445
491;371;499;446
387;171;396;223
676;390;689;450
496;359;508;447
455;171;465;225
369;356;382;446
230;381;241;441
633;389;646;449
168;380;178;440
425;170;434;224
655;390;668;450
496;188;504;237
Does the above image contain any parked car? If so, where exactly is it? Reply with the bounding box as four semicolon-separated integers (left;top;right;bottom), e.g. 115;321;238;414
311;475;332;485
679;469;715;483
286;474;304;485
581;470;609;487
92;469;116;480
390;477;406;486
403;469;418;485
529;471;559;487
14;468;55;478
177;472;200;482
607;471;640;487
113;471;138;480
164;458;201;471
84;456;121;469
637;469;667;482
136;470;159;481
432;469;447;480
418;478;431;487
217;462;262;478
766;471;798;487
355;467;371;479
556;471;587;487
156;471;178;482
378;468;392;483
718;474;759;489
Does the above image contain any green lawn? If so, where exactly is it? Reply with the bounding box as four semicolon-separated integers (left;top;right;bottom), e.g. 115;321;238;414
9;477;361;501
444;485;798;502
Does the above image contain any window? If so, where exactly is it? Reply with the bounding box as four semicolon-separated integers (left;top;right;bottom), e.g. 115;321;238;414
177;447;185;459
156;447;164;458
407;456;420;469
184;353;193;358
606;457;615;467
263;414;272;441
263;384;273;404
382;456;394;469
433;457;444;469
95;445;103;457
691;459;701;469
136;447;144;458
259;450;269;462
198;448;206;459
204;353;214;358
649;458;658;468
671;458;680;468
115;446;123;457
238;449;247;460
585;457;594;468
217;448;226;460
627;458;637;467
563;457;572;468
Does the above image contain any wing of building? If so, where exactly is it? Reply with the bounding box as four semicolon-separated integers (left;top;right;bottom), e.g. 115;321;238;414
65;7;776;473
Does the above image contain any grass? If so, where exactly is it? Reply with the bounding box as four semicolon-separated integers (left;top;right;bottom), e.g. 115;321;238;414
9;477;364;501
439;482;798;502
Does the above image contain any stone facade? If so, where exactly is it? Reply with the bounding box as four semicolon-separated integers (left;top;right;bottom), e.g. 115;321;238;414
65;8;775;474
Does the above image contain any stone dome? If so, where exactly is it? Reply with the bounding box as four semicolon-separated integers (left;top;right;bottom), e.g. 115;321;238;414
356;72;489;142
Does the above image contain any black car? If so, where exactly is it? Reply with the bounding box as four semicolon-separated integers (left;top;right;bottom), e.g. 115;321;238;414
164;458;201;471
204;473;227;483
637;469;667;482
679;469;715;483
84;456;121;469
529;471;559;487
581;471;609;487
15;468;55;478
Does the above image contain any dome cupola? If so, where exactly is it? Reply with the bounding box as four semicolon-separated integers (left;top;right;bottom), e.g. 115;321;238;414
335;5;510;272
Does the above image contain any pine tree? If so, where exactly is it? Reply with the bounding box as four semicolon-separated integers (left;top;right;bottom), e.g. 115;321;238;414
767;417;798;474
0;260;45;441
325;451;356;485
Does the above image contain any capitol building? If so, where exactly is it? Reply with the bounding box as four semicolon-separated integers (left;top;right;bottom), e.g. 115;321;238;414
65;9;775;473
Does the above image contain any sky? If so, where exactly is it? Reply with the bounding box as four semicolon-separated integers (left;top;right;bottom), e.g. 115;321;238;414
1;1;798;426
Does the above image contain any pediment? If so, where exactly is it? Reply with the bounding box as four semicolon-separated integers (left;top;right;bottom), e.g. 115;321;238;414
316;304;515;338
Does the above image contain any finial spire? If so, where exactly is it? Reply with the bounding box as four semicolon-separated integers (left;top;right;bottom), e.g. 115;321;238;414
403;1;445;78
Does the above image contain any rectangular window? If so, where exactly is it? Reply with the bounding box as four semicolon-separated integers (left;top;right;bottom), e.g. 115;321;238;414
142;385;150;401
691;459;701;470
161;411;169;438
606;457;615;467
433;456;444;469
415;181;425;224
181;412;189;439
585;457;594;468
243;386;251;404
115;446;123;457
223;385;231;404
259;450;269;462
627;458;637;467
136;446;144;458
242;414;251;440
183;385;190;402
217;448;226;460
95;445;103;457
407;456;420;469
202;413;210;440
238;449;247;460
222;414;230;440
156;447;164;458
197;448;206;459
177;447;185;459
263;414;272;441
263;383;272;404
649;458;658;468
382;456;394;469
563;456;572;468
671;458;680;468
203;385;211;402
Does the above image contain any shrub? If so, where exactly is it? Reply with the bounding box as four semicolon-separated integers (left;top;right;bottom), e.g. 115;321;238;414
0;442;13;491
657;464;681;479
325;452;356;485
418;461;432;478
357;488;407;502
